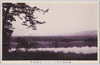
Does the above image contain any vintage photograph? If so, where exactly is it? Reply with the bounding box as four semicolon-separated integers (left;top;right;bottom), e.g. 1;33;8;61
2;2;99;61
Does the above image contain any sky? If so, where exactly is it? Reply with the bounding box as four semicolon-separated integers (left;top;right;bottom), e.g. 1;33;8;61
12;2;99;36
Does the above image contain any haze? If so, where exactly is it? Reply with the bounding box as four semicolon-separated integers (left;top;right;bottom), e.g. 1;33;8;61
12;2;99;36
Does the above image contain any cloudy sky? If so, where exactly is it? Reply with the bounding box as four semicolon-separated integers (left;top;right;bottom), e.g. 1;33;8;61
12;2;99;36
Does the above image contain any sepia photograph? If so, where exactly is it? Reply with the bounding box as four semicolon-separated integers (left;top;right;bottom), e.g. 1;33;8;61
1;1;99;63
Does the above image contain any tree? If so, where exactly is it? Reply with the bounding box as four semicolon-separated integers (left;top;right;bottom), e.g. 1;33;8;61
2;3;49;52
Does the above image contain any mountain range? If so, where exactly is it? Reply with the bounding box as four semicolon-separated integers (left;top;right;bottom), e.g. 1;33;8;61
67;30;97;36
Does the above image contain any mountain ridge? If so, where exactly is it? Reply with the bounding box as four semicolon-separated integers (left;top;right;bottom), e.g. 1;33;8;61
67;30;97;36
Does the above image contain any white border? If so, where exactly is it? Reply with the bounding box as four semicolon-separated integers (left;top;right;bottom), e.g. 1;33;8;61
1;1;99;64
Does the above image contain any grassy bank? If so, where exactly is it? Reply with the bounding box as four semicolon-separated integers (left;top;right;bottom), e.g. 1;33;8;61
3;51;97;60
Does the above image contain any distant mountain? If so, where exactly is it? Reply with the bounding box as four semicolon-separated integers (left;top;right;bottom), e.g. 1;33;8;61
70;30;97;36
13;30;97;37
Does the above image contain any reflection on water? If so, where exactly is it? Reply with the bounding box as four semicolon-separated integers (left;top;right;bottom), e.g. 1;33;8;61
9;46;97;54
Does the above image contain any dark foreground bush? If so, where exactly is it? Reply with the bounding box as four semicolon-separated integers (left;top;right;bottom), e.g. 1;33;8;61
3;51;97;60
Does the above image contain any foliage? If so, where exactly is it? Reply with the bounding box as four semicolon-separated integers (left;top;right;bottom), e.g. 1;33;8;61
2;3;49;43
3;51;97;60
12;36;97;48
15;37;29;48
